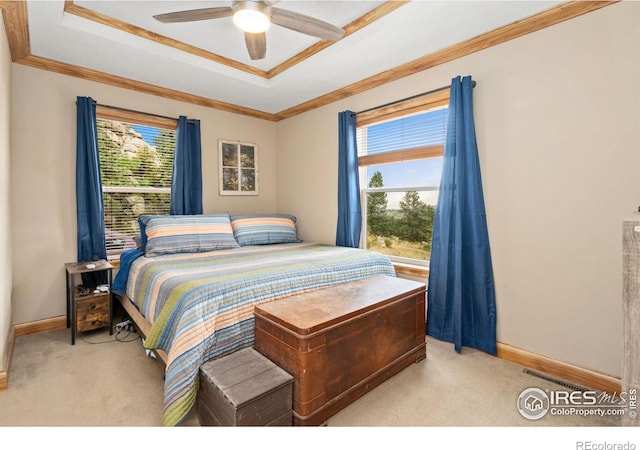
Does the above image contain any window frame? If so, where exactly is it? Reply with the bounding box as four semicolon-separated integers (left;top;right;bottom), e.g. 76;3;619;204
96;105;178;263
356;89;450;271
218;139;259;196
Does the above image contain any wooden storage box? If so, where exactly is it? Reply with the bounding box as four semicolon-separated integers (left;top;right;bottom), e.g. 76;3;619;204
254;274;426;426
198;347;293;426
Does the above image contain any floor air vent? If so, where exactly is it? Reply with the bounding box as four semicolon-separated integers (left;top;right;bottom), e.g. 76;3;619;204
522;369;588;392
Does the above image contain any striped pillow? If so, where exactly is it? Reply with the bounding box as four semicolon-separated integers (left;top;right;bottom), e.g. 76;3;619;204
145;213;240;257
230;214;300;246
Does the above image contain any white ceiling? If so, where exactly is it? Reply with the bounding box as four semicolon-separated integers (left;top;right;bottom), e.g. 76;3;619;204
25;0;563;115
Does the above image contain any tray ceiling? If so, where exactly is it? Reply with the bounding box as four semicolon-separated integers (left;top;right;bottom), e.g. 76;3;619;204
4;1;603;119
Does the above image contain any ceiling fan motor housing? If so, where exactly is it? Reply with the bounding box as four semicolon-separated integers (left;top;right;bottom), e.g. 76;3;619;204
232;0;273;16
233;1;272;33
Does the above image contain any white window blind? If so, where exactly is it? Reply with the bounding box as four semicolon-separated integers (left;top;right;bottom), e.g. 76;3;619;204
357;107;448;157
96;118;176;260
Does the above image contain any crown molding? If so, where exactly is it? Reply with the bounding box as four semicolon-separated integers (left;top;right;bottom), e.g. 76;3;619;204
265;1;407;79
274;1;618;120
0;0;29;61
0;1;619;122
63;0;269;79
63;0;406;80
18;53;280;121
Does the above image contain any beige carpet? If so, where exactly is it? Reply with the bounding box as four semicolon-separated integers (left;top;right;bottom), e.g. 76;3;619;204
0;325;633;445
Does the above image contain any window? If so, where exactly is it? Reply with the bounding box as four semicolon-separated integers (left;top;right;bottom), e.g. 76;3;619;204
218;140;258;195
357;90;449;267
96;106;177;261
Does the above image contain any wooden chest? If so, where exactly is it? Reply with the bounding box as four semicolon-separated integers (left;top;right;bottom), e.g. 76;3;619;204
198;347;293;426
254;274;426;426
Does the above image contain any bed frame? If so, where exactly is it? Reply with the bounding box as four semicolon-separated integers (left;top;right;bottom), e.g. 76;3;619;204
115;293;168;364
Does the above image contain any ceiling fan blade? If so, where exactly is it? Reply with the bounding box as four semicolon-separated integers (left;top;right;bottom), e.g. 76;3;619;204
153;7;233;23
271;7;345;41
245;32;266;60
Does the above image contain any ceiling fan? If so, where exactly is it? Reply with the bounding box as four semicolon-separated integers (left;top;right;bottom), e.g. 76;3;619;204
153;1;345;61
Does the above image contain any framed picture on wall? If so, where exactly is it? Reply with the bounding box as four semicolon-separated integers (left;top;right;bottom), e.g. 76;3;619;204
218;140;258;195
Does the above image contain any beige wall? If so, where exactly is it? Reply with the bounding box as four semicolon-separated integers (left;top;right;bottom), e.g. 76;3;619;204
9;67;277;325
0;12;13;365
276;2;640;377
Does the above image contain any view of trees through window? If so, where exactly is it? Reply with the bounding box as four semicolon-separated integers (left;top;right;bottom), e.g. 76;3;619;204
365;170;436;262
359;105;447;264
97;118;176;259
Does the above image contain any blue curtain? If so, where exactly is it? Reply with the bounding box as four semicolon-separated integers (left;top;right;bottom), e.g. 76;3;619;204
336;111;361;248
426;76;497;355
76;96;107;286
170;116;203;215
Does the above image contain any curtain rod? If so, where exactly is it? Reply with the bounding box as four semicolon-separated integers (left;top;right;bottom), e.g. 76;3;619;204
353;80;476;116
98;103;197;124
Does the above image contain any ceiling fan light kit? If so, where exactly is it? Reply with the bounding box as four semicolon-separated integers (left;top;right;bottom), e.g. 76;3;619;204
153;0;345;60
233;1;271;34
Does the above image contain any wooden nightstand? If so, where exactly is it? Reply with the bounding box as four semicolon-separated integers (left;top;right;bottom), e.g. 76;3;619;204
64;260;114;345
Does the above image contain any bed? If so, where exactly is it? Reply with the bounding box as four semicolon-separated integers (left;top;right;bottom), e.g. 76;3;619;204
112;212;396;426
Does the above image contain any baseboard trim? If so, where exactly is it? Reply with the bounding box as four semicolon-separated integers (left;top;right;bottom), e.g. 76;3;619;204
0;326;16;391
14;316;66;337
496;342;621;394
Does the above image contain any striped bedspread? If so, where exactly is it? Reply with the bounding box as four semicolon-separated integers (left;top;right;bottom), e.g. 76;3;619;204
124;242;396;426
